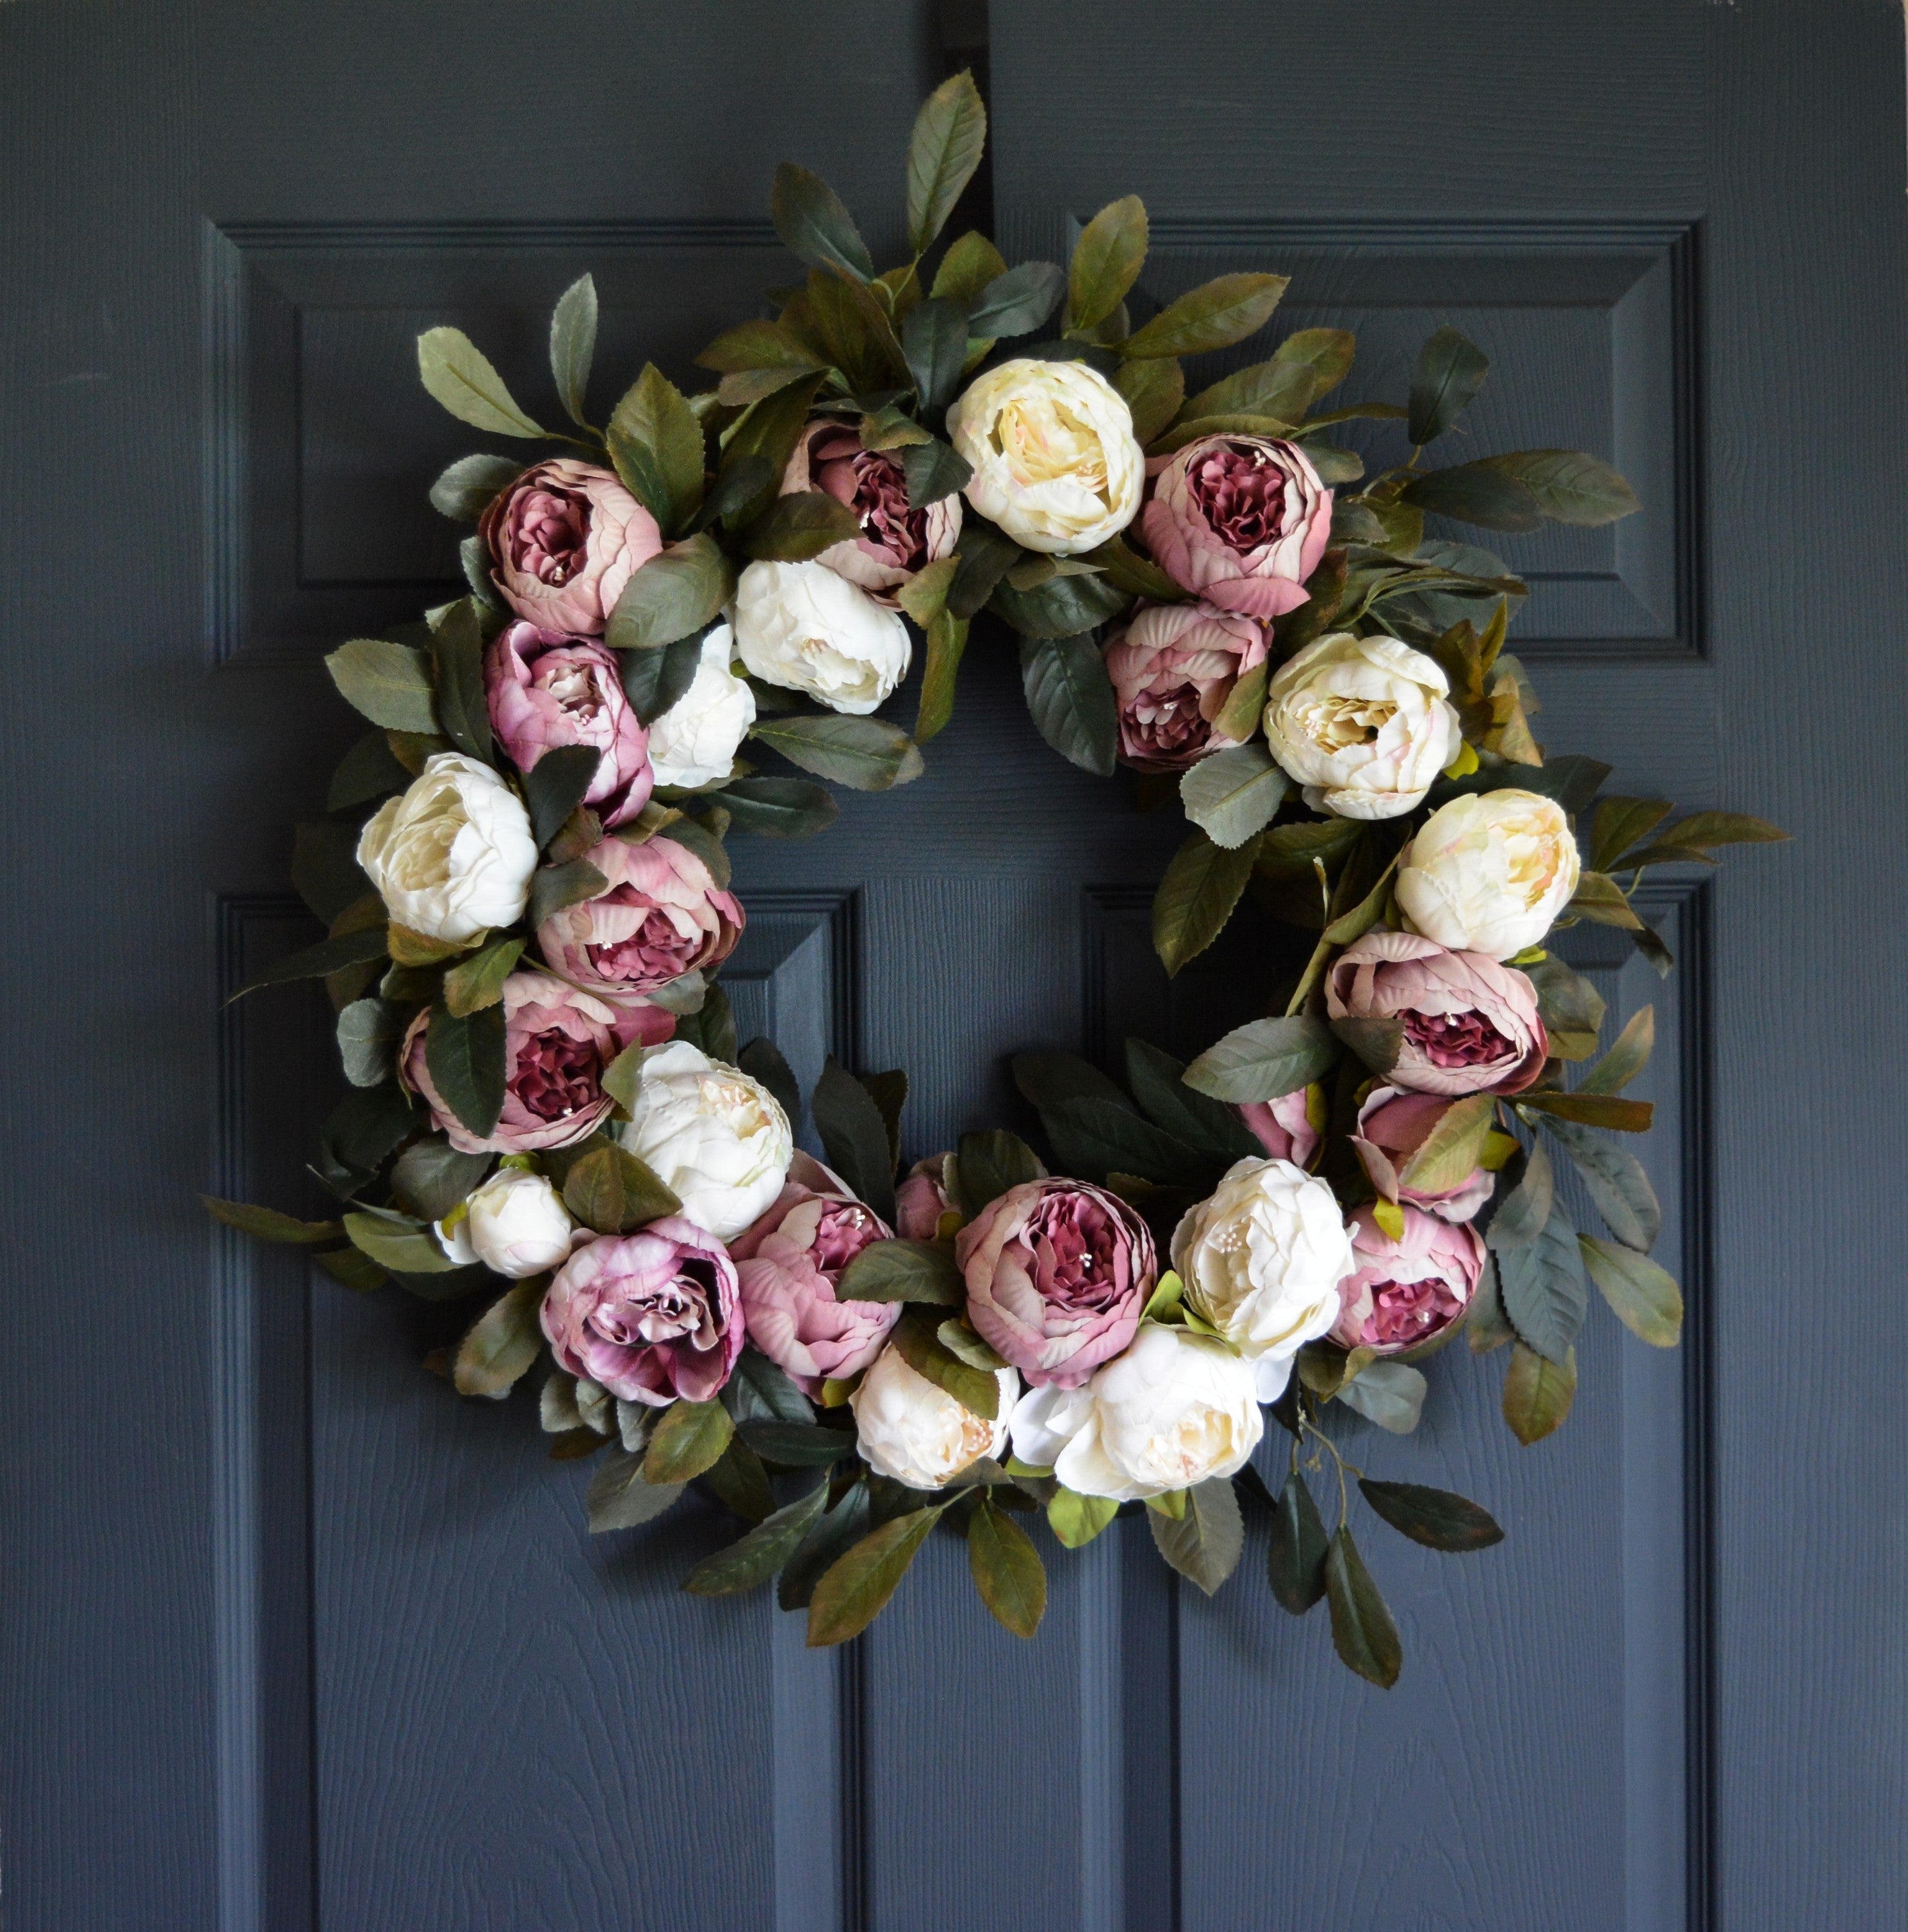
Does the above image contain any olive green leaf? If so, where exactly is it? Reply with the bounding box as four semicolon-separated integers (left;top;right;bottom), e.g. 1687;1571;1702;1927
1502;1341;1577;1445
906;69;988;256
742;489;862;562
343;1209;456;1275
562;1144;680;1236
1579;1005;1654;1095
1358;1479;1504;1551
1519;1091;1654;1133
1397;1093;1497;1198
806;1506;943;1646
1183;1013;1337;1104
1401;460;1544;533
1048;1486;1120;1550
453;1281;545;1398
915;608;969;744
704;775;838;839
931;230;1007;306
953;1128;1045;1215
1408;323;1488;446
1114;353;1184;443
1121;273;1288;359
968;1498;1047;1637
749;712;924;792
1152;828;1261;976
1483;448;1639;526
1579;1235;1683;1346
686;1480;833;1598
416;325;545;437
642;1398;733;1484
200;1196;341;1244
1066;194;1149;334
893;1309;998;1421
837;1239;962;1306
1325;1525;1401;1687
440;937;523;1019
587;1451;686;1533
608;364;706;534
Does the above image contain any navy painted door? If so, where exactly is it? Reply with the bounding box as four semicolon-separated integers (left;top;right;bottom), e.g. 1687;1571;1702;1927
4;3;1905;1929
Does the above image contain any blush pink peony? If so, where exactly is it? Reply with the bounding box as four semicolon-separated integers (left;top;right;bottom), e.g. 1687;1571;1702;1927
1238;1089;1321;1168
478;458;662;635
781;423;961;598
1102;600;1271;773
1331;1205;1486;1355
1351;1086;1494;1221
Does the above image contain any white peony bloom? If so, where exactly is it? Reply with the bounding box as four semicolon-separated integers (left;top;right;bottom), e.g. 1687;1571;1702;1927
356;751;537;942
1396;787;1582;960
1010;1324;1261;1502
851;1345;1016;1490
945;357;1145;555
646;623;756;788
1263;631;1462;821
460;1168;575;1278
617;1040;793;1239
731;561;911;714
1171;1158;1355;1402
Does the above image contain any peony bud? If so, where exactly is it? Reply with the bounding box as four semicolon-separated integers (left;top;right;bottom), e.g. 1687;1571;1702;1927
461;1168;576;1277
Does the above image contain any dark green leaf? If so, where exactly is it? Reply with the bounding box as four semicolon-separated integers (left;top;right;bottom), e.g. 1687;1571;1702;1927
931;229;1007;306
735;1422;849;1470
587;1450;686;1532
562;1144;681;1235
1012;1049;1130;1112
1123;1039;1260;1161
1591;796;1675;874
861;1068;906;1172
1579;1006;1654;1096
807;1506;941;1645
705;774;839;839
325;638;437;733
1268;1467;1330;1614
1147;1475;1244;1596
316;1083;416;1188
1496;1203;1588;1365
336;997;401;1087
946;520;1022;620
1325;1525;1401;1687
1066;195;1148;334
314;1245;387;1291
694;317;825;376
743;489;863;561
674;981;737;1065
1569;870;1644;931
1184;1013;1336;1104
1579;1235;1683;1346
416;325;544;437
1330;1015;1404;1077
1018;632;1118;776
1040;1094;1205;1188
906;68;988;254
1178;744;1289;851
1537;1113;1661;1252
902;297;970;414
893;1308;999;1420
701;1437;774;1523
1408;324;1489;445
605;534;735;650
724;1349;814;1427
954;1128;1044;1214
620;628;705;728
429;452;521;521
233;923;389;999
1181;356;1313;425
548;272;598;427
1427;749;1610;818
772;161;874;281
1526;957;1607;1061
968;1499;1047;1637
968;261;1066;338
453;1281;544;1397
1502;1341;1576;1445
425;601;492;762
389;1140;491;1222
811;1057;897;1223
425;999;506;1140
1466;1253;1514;1354
1401;461;1543;533
527;857;608;930
200;1196;341;1244
1114;354;1184;444
685;1480;831;1596
779;1482;872;1610
518;744;601;846
1152;829;1259;976
750;712;924;792
737;1036;802;1133
899;436;973;509
293;822;370;924
836;1239;962;1306
1487;1141;1553;1253
326;732;411;814
1484;448;1639;526
1123;273;1288;359
607;364;706;535
1519;1091;1654;1133
1359;1478;1503;1552
642;1398;733;1484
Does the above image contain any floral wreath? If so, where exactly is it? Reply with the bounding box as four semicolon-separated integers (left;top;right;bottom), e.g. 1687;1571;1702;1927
208;75;1782;1685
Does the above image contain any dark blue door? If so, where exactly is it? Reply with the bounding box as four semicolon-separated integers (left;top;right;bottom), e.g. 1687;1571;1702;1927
4;3;1905;1928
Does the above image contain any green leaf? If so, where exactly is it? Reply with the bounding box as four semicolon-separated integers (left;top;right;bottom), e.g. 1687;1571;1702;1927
967;1499;1047;1637
719;376;826;529
1359;1479;1503;1552
1330;1016;1404;1078
1336;1359;1428;1435
947;520;1023;620
1526;958;1607;1061
1152;829;1259;977
1496;1203;1588;1365
1066;195;1149;334
1502;1341;1576;1445
1038;1094;1205;1188
1579;1235;1683;1346
735;1421;851;1468
528;857;608;930
906;69;988;256
416;325;545;438
811;1057;897;1224
316;1084;416;1188
1114;354;1184;445
778;1483;872;1610
325;638;437;733
913;608;969;744
695;317;826;376
1396;1093;1497;1197
737;1036;802;1133
293;820;367;925
389;1140;491;1222
314;1246;387;1291
453;1281;545;1398
1123;1039;1260;1161
1184;1013;1336;1104
1656;810;1789;853
1568;870;1644;931
641;1398;733;1484
604;534;735;650
200;1196;341;1244
1145;411;1300;456
931;230;1007;306
1519;1091;1654;1133
1047;1487;1120;1550
327;732;411;814
429;452;521;521
608;364;706;535
742;489;862;562
1408;323;1489;446
899;436;974;509
1147;1475;1243;1596
771;161;874;281
1579;1006;1654;1095
343;1208;455;1274
1483;448;1639;526
1537;1114;1661;1252
1013;1049;1130;1112
901;297;970;416
1487;1142;1554;1254
806;1506;941;1645
700;1437;774;1523
549;272;598;428
675;981;737;1065
1178;746;1289;851
724;1350;814;1427
232;923;389;999
1325;1525;1401;1687
1467;1253;1514;1354
587;1450;686;1532
954;1129;1044;1215
750;712;924;792
1121;272;1288;359
619;628;705;728
1591;796;1675;874
425;999;507;1140
1274;326;1357;407
705;775;838;839
1268;1468;1330;1614
428;600;492;762
336;997;402;1087
893;1309;998;1421
562;1144;681;1235
1181;355;1314;425
1401;461;1543;534
685;1480;831;1597
1019;632;1118;776
968;261;1066;339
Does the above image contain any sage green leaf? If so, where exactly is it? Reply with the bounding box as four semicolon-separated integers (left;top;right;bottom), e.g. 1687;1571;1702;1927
1182;355;1314;425
1325;1524;1401;1687
1114;354;1184;445
430;452;521;521
200;1196;341;1244
737;1036;802;1133
325;638;437;733
772;161;874;281
806;1506;941;1646
336;997;401;1087
1330;1016;1403;1078
899;436;973;509
685;1480;831;1597
1123;1039;1260;1161
1066;194;1149;334
1184;1013;1336;1104
343;1209;455;1274
1152;828;1258;977
605;534;734;650
1579;1006;1655;1095
902;297;970;415
1487;1141;1553;1253
1467;1254;1514;1354
1579;1235;1683;1346
1148;1476;1244;1596
416;325;545;438
390;1140;492;1222
968;261;1066;339
914;608;968;744
801;268;907;391
705;775;838;839
1019;632;1118;776
1274;325;1357;405
314;1246;387;1292
1408;324;1488;446
968;1500;1047;1637
750;712;924;792
742;488;861;562
893;1309;998;1421
1268;1468;1329;1614
1526;958;1607;1061
811;1056;897;1224
232;923;389;999
425;999;506;1140
735;1421;851;1468
1496;1204;1588;1365
1358;1479;1503;1552
562;1144;680;1235
1537;1113;1661;1252
954;1128;1045;1214
937;1320;1005;1372
527;857;607;931
587;1450;686;1532
608;364;706;534
906;69;987;256
1483;448;1639;526
1519;1091;1654;1133
1121;272;1288;359
1401;460;1544;533
1048;1487;1119;1549
931;229;1007;305
1590;796;1675;873
1502;1341;1576;1445
453;1281;545;1398
1397;1093;1497;1197
1335;1359;1427;1435
548;272;598;428
428;598;492;762
642;1398;733;1484
1179;745;1289;850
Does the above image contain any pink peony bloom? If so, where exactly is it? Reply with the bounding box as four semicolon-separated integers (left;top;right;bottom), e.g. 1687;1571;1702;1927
1326;929;1548;1097
537;832;744;1004
398;969;670;1155
541;1218;744;1405
1239;1088;1321;1167
781;423;961;600
1331;1205;1486;1355
956;1179;1155;1389
1140;434;1332;619
1102;600;1271;773
894;1154;957;1241
478;459;663;635
484;621;653;828
731;1153;901;1393
1352;1086;1494;1221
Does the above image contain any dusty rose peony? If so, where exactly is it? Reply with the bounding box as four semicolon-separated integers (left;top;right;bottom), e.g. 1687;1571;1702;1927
541;1218;743;1405
484;621;653;828
1102;601;1271;773
399;969;670;1155
537;832;744;1004
731;1153;901;1393
478;459;662;635
1326;929;1547;1097
1238;1089;1320;1167
956;1179;1155;1389
781;423;961;598
1352;1087;1494;1221
1331;1206;1486;1355
894;1154;957;1241
1141;434;1332;619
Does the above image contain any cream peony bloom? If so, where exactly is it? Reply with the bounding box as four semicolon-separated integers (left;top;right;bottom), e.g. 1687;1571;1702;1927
1009;1324;1262;1502
1396;787;1581;960
646;623;756;788
355;751;537;943
1263;631;1461;821
618;1040;793;1240
460;1168;575;1278
946;357;1145;555
731;561;911;714
851;1345;1015;1490
1171;1158;1354;1402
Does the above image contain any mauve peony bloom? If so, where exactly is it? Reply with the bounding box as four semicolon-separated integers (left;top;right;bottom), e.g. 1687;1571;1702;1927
731;1153;900;1393
1102;600;1271;773
1352;1087;1494;1222
782;423;961;598
541;1218;744;1405
400;969;671;1156
1326;929;1547;1097
956;1179;1155;1389
1141;434;1332;619
1239;1089;1319;1168
537;832;743;1004
894;1154;957;1241
478;459;663;635
1331;1205;1486;1355
484;621;653;828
